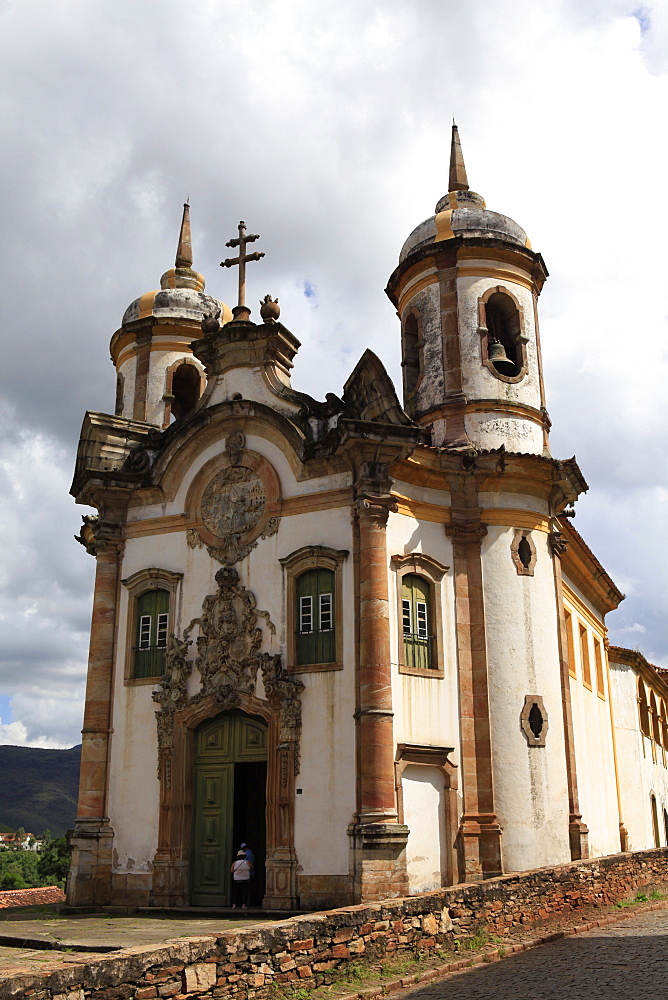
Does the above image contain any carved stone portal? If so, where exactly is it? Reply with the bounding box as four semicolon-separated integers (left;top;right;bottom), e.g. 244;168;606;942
152;566;303;909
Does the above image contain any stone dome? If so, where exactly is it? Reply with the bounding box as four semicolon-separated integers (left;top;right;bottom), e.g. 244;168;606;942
121;203;233;327
399;124;530;264
122;287;232;327
400;188;529;263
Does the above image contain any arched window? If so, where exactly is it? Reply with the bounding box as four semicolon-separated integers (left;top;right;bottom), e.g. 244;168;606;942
661;701;668;751
638;679;650;737
402;312;422;404
134;589;169;678
280;545;348;672
391;554;447;677
650;692;661;744
401;574;432;670
650;793;660;847
122;567;182;684
296;568;335;666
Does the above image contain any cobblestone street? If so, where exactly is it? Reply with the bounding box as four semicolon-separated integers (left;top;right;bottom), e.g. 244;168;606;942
394;908;668;1000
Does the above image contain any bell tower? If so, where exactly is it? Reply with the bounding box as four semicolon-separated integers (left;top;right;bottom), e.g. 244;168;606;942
386;125;550;455
110;204;232;429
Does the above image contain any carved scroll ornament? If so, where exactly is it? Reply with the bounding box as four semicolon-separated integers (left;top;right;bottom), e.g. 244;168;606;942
153;566;302;786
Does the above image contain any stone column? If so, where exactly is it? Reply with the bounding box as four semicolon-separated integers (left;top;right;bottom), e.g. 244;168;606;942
67;515;124;907
549;529;590;860
447;518;502;881
349;484;408;902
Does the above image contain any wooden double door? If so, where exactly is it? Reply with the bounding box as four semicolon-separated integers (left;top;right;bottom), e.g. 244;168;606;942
191;710;267;906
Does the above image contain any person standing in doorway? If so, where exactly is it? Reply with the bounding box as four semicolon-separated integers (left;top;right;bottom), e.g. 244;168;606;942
230;849;252;908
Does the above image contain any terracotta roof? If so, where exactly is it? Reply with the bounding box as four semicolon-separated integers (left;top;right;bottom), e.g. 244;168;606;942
0;886;65;909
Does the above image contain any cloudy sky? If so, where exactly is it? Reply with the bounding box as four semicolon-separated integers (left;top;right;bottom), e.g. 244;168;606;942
1;0;666;748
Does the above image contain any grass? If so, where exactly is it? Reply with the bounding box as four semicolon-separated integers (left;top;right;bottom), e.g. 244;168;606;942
614;888;665;909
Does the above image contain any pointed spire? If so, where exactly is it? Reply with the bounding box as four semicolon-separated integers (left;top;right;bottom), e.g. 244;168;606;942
448;122;469;193
175;201;193;268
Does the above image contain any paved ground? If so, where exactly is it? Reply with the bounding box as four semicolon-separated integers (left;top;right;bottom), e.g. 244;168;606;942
0;910;276;974
394;907;668;1000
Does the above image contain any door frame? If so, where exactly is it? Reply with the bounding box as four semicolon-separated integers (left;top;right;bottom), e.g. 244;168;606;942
152;689;299;909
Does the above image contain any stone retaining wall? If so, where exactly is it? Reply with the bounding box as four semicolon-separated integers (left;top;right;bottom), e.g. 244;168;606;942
2;848;668;1000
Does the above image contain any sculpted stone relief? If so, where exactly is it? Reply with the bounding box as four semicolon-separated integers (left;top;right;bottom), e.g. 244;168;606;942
153;566;302;787
190;432;280;565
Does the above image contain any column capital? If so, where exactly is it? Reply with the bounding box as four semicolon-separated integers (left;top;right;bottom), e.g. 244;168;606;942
354;493;397;528
445;520;487;543
75;514;125;558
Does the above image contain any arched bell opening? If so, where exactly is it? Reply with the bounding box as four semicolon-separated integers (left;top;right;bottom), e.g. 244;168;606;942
401;311;423;410
163;359;206;427
478;287;528;383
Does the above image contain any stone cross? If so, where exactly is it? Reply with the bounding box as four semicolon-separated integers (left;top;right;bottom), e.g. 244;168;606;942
221;221;265;309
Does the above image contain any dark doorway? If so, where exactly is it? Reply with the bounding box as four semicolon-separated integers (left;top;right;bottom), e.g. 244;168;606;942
233;761;267;905
191;710;267;906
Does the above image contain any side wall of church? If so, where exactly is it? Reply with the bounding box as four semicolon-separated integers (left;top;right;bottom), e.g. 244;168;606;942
562;578;621;858
610;662;668;851
482;522;570;870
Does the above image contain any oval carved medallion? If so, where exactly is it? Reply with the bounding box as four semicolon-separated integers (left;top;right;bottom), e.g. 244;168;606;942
201;467;267;539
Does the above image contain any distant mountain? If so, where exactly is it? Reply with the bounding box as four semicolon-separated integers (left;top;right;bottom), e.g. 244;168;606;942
0;745;81;837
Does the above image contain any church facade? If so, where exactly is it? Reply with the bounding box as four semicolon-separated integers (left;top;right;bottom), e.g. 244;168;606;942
67;128;668;912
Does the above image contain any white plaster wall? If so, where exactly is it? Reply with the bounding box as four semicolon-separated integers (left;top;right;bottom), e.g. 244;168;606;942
402;765;446;893
117;355;137;420
294;669;356;875
566;629;621;859
107;574;161;871
207;368;299;416
478;492;550;515
609;662;668;850
464;413;543;455
482;524;571;870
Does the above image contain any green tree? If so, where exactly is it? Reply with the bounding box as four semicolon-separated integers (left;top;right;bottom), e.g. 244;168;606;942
36;837;70;888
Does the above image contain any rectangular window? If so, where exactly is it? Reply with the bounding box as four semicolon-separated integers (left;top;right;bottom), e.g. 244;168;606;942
156;613;169;649
594;636;605;697
416;601;428;638
299;596;313;633
139;615;152;650
564;608;577;678
319;593;332;631
402;598;412;636
579;623;591;688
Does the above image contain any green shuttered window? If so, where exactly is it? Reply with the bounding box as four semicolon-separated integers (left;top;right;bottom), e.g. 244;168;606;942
133;588;169;678
296;568;335;665
401;574;433;670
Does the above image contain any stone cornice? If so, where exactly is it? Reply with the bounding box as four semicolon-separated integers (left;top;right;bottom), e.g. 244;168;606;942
559;519;624;616
608;645;668;700
385;237;548;309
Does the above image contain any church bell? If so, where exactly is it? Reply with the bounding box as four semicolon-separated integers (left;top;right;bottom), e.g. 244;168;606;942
488;340;516;376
